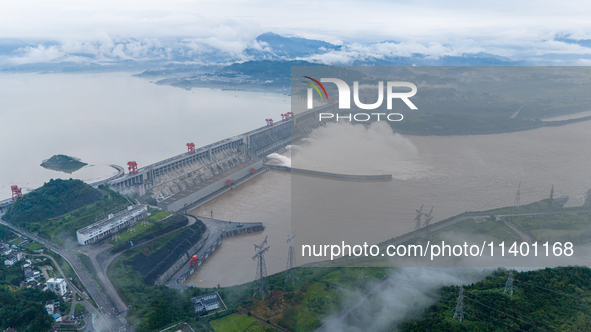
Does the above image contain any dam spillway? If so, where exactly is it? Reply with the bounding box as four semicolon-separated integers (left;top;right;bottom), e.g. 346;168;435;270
108;102;337;211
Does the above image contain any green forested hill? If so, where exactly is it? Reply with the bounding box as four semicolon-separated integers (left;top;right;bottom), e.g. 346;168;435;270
401;267;591;331
3;180;130;246
4;178;101;228
0;285;59;332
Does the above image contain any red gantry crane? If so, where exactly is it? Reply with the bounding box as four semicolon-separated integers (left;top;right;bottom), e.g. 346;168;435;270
187;142;195;154
189;255;198;266
11;185;22;201
127;161;138;175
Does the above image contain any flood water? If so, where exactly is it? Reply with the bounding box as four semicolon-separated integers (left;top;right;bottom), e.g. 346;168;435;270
2;72;590;287
186;118;591;287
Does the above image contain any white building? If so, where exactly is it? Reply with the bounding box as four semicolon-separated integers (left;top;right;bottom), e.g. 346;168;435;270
76;205;148;245
47;278;68;297
4;257;16;266
191;293;220;313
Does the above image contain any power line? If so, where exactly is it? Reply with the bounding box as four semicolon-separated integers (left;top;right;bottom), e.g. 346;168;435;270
285;232;297;285
513;279;588;301
463;295;553;332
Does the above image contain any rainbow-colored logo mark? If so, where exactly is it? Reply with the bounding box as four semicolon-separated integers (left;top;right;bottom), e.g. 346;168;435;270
303;76;328;101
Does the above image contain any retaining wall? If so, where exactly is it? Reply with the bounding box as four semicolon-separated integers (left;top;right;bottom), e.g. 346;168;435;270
154;229;210;286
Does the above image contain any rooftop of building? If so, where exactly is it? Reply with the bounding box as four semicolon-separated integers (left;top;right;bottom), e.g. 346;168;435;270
77;204;147;235
191;292;218;303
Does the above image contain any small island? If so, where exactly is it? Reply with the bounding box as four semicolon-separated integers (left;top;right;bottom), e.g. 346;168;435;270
41;154;88;173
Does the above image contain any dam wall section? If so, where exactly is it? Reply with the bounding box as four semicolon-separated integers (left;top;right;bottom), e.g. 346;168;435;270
109;102;337;207
157;159;264;212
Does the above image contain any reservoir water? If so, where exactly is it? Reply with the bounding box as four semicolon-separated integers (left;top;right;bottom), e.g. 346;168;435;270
0;72;290;200
2;72;591;287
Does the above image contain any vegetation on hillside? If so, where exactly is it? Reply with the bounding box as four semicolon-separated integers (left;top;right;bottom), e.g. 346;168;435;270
507;212;591;244
0;260;25;286
0;285;59;332
4;179;101;228
110;241;388;332
108;250;197;331
109;213;188;254
401;267;591;331
3;179;131;246
0;225;16;242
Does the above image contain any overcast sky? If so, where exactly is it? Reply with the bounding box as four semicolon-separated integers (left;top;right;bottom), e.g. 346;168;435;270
3;0;591;64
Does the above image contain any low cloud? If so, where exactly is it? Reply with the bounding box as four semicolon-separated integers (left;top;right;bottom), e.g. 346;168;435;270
324;267;492;332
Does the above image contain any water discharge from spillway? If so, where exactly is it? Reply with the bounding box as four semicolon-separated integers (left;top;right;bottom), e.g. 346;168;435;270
266;152;292;167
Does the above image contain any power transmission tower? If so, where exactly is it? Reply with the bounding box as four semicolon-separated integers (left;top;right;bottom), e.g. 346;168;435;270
514;181;521;207
423;207;434;237
504;270;514;296
285;232;297;284
253;236;270;300
453;285;465;322
254;236;268;252
549;185;554;208
414;204;424;231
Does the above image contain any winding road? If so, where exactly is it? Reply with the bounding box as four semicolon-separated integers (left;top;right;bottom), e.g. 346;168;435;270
0;219;130;332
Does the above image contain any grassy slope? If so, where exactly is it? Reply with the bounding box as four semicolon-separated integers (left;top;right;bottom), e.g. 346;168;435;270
109;211;171;244
210;314;257;332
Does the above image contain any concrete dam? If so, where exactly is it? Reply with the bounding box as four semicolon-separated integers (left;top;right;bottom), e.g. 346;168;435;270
108;103;336;211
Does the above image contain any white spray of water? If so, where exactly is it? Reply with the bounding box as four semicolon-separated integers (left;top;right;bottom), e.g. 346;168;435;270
324;267;492;332
286;144;303;153
266;153;292;167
